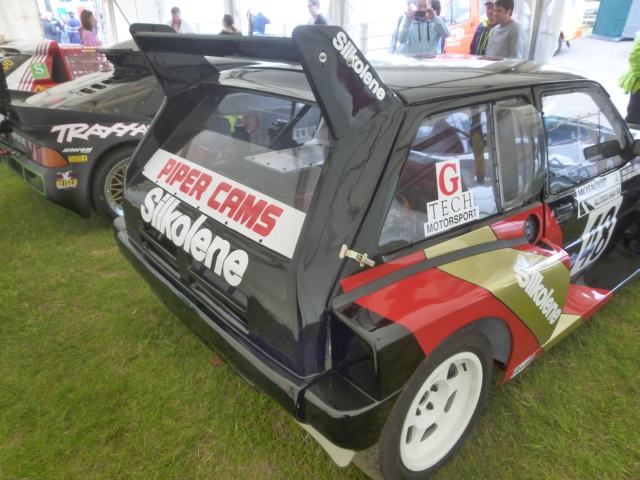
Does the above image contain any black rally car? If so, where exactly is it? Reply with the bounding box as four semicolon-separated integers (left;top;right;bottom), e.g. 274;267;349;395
116;25;640;478
0;40;162;219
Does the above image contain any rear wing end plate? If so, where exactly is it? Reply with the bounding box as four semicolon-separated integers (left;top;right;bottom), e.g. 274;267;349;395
130;24;401;140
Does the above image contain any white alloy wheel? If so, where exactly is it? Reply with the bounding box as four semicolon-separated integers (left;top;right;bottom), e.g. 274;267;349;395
399;351;484;472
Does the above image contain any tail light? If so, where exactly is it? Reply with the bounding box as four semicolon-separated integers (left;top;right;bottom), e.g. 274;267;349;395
29;144;68;167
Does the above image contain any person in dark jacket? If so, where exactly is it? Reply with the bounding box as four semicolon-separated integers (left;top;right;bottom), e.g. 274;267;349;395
470;2;496;55
220;14;241;35
307;0;328;25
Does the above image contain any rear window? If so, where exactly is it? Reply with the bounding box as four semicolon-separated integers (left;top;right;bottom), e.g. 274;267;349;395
142;89;331;258
176;91;328;213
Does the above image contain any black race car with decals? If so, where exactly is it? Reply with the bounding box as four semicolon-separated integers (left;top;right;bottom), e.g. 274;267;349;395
115;24;640;478
0;40;161;219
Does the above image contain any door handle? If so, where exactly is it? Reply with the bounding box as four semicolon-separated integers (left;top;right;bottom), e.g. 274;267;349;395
553;200;575;224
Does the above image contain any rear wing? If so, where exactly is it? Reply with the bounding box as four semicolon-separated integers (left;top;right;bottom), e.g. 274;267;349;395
130;24;400;140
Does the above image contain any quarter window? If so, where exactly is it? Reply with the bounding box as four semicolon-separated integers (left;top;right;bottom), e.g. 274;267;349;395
542;91;627;194
379;105;497;251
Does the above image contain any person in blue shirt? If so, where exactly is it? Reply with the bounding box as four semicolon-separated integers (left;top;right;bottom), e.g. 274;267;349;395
66;12;81;44
252;12;270;35
398;0;449;56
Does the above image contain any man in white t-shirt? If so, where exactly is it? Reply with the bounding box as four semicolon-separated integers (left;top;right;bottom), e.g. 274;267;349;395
167;6;195;34
485;0;523;59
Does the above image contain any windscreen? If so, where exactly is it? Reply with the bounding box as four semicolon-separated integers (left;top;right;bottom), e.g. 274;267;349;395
142;89;331;258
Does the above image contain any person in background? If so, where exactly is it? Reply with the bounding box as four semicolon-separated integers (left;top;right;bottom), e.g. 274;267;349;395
66;11;81;44
485;0;523;58
252;11;270;35
390;1;416;54
431;0;445;53
42;12;61;41
168;7;194;34
470;2;496;55
619;37;640;127
307;0;328;25
398;0;449;56
79;10;100;46
220;14;241;35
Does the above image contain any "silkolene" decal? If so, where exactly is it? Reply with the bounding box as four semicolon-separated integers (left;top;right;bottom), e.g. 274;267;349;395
142;149;306;258
332;31;386;101
141;187;248;287
514;265;561;325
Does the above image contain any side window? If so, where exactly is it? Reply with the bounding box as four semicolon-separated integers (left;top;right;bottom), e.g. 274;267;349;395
494;99;544;209
542;91;628;194
379;105;497;252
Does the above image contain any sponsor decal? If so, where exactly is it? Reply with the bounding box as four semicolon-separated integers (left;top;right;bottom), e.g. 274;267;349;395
621;160;640;182
55;171;78;190
68;155;88;163
29;62;49;80
2;59;13;72
575;171;621;218
11;133;27;149
514;264;562;325
142;150;306;258
62;147;93;154
332;31;386;101
141;187;249;287
510;352;538;379
572;197;622;275
51;123;148;144
423;159;480;237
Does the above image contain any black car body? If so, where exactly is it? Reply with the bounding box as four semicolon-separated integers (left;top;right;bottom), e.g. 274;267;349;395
115;25;640;478
0;41;162;219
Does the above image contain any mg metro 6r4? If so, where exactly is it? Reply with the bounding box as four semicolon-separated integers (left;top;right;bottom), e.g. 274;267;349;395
115;24;640;479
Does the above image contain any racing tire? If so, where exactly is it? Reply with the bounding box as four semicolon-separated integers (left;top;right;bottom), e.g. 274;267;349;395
376;330;493;479
91;147;133;219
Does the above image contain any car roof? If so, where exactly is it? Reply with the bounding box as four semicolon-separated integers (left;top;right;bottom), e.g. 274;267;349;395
214;55;586;106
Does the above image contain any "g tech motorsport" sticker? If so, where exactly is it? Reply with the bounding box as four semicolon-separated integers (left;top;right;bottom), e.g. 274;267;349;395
141;188;249;287
142;150;306;258
424;159;480;237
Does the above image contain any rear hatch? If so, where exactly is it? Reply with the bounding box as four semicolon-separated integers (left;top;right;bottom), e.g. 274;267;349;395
123;24;404;377
126;80;329;373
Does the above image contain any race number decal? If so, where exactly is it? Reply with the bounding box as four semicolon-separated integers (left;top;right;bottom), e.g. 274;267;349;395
571;197;622;275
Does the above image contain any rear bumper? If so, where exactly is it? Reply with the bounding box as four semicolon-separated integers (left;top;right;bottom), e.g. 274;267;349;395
0;140;91;217
114;217;398;450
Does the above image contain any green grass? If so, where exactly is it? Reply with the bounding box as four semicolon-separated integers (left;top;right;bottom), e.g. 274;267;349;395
0;163;639;479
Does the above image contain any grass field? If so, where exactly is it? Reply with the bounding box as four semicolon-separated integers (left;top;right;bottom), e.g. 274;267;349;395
1;164;639;479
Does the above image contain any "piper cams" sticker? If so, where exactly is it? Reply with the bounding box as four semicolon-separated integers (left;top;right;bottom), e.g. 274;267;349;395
423;159;479;237
141;188;249;287
142;150;306;258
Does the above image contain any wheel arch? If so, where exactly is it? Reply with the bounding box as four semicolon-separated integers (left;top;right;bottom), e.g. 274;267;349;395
88;141;138;212
89;141;138;198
